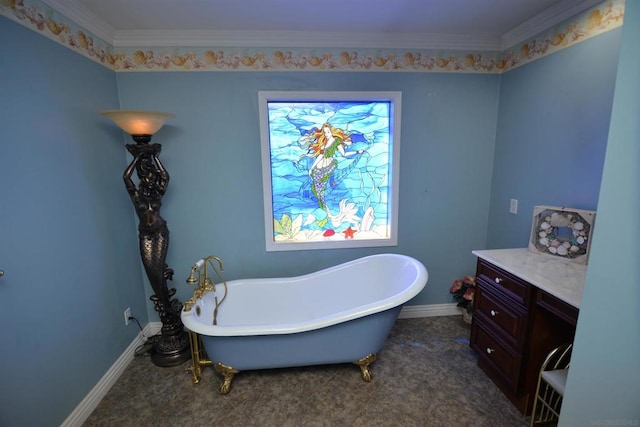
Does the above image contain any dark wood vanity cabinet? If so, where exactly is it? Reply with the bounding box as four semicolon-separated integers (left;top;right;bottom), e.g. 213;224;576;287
470;258;578;415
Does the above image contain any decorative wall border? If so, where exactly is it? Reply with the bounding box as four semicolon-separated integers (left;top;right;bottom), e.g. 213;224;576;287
501;0;624;72
1;0;115;66
0;0;625;73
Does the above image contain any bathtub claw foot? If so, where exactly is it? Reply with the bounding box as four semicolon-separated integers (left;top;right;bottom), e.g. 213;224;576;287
354;353;377;382
214;362;239;395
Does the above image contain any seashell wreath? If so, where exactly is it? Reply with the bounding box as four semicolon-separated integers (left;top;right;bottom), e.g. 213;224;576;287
535;211;590;258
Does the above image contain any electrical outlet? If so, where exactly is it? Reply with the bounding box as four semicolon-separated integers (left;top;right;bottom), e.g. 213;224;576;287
509;198;518;215
124;307;131;326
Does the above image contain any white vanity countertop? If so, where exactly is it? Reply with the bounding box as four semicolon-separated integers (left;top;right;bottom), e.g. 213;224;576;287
472;248;587;309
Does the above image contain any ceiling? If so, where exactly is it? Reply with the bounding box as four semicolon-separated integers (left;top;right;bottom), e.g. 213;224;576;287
42;0;602;50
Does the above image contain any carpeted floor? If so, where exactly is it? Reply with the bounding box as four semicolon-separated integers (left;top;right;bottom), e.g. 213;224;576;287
84;316;530;426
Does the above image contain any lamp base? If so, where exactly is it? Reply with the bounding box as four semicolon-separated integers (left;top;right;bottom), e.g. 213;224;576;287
148;290;191;367
150;328;191;367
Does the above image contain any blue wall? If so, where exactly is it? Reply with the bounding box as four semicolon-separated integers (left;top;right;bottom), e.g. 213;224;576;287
487;29;621;249
114;71;500;310
560;1;640;424
0;6;632;426
0;17;147;426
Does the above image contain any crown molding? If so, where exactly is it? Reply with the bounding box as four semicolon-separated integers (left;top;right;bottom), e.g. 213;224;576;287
112;30;503;51
36;0;503;50
502;0;604;49
40;0;605;52
41;0;115;42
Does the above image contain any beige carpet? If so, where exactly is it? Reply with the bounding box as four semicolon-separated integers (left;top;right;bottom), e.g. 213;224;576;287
84;316;529;426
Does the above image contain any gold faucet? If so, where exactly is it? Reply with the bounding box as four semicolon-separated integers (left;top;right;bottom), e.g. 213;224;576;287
184;256;227;325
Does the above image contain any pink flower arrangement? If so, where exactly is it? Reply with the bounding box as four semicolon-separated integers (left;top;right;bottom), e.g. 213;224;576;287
449;275;476;313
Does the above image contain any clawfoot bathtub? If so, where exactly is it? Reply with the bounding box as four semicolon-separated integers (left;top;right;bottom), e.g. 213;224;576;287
181;253;428;394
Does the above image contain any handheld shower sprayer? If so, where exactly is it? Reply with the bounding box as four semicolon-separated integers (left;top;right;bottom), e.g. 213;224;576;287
186;259;205;284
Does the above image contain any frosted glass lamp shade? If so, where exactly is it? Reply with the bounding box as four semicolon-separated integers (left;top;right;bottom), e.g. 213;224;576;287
101;110;174;135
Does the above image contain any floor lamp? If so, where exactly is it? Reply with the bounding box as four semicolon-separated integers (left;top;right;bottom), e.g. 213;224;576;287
101;110;190;367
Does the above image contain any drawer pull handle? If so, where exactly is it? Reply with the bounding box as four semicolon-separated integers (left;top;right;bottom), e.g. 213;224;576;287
494;277;503;284
486;347;495;354
490;310;498;317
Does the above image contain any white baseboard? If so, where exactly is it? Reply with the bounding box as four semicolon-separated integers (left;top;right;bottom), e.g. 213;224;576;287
399;303;462;318
147;321;162;336
62;305;457;425
60;323;156;427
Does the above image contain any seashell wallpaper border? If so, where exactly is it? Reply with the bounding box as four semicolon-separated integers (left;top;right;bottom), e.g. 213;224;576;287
0;0;625;73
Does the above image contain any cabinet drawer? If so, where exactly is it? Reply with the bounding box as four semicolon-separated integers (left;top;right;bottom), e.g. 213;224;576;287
536;290;579;326
471;320;521;393
475;284;528;350
477;259;532;306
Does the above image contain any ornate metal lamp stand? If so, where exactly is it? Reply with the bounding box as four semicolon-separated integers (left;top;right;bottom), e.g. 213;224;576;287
101;110;190;367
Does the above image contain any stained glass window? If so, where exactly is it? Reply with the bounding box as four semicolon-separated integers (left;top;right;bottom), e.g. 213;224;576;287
259;91;401;251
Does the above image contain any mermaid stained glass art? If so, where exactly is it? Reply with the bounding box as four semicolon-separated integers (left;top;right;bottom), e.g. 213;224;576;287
259;91;401;251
